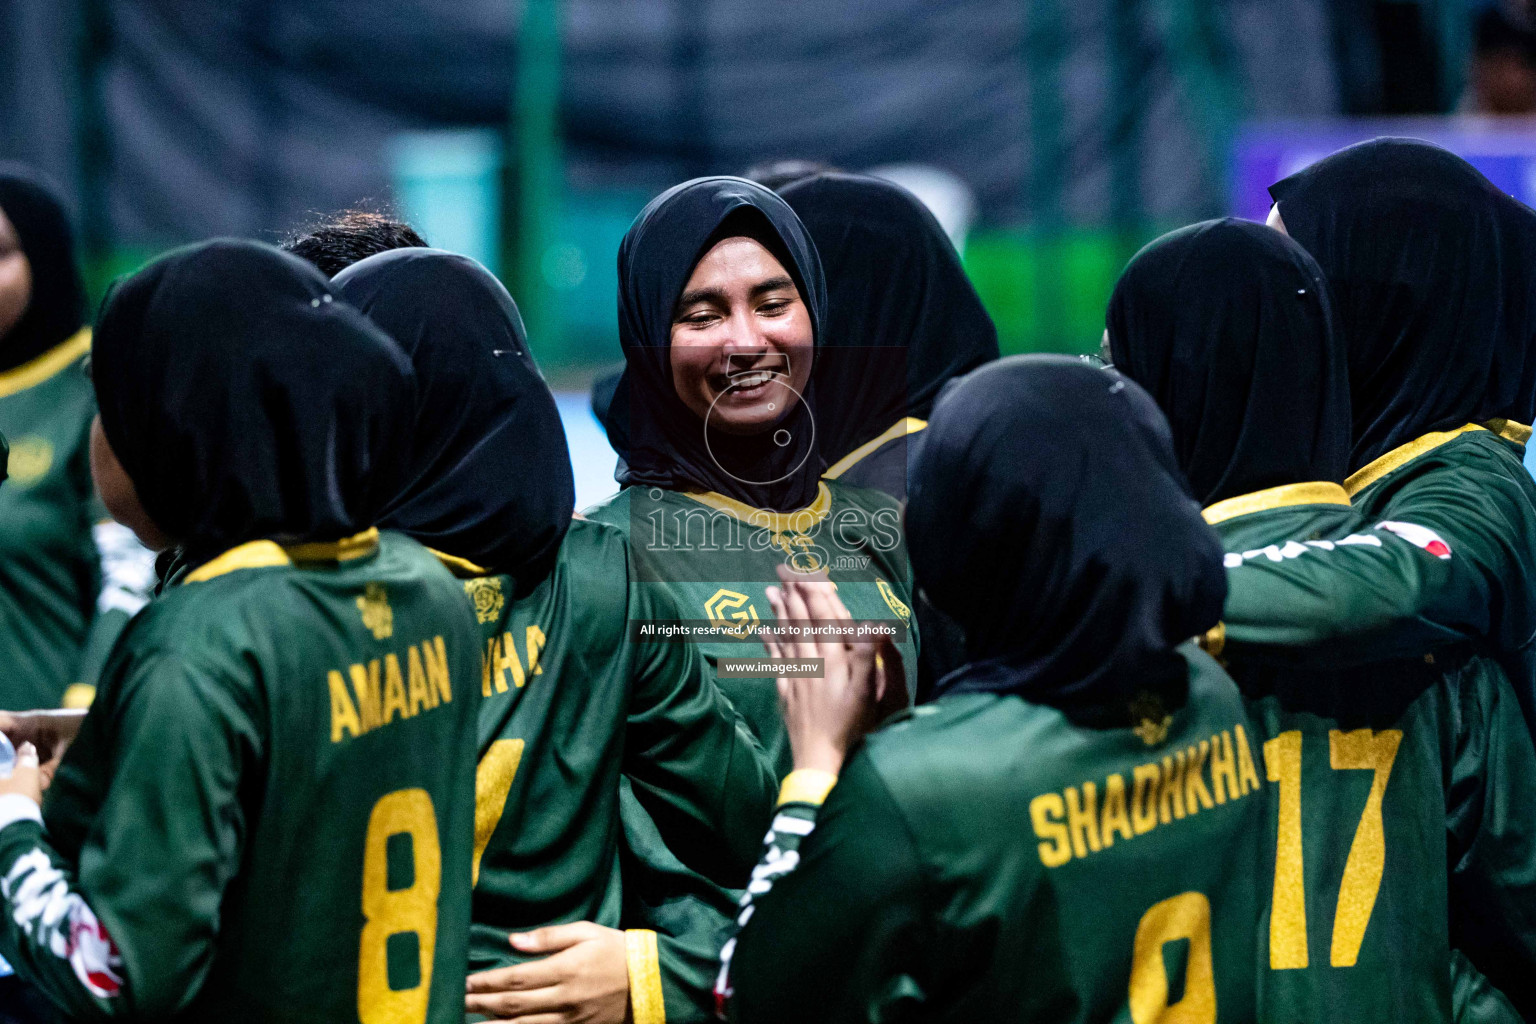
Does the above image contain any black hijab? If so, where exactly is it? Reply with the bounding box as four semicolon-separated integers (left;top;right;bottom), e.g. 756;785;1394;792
1107;218;1351;505
1269;138;1536;468
334;248;574;584
779;172;998;459
910;356;1227;720
590;365;631;463
92;240;417;563
0;164;89;370
616;176;828;512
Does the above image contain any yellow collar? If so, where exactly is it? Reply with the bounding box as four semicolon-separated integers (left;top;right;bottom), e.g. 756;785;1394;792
1343;418;1531;496
0;328;91;399
427;547;490;579
1484;418;1533;445
185;528;381;584
681;481;832;533
823;417;928;481
1202;482;1351;525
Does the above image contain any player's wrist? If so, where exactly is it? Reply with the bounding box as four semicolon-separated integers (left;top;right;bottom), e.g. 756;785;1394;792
789;740;846;776
0;793;42;833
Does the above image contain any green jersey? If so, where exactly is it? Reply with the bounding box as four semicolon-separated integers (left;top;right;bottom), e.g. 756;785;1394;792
584;480;919;1023
446;518;777;1018
724;646;1267;1024
1210;488;1536;1021
584;480;919;772
0;529;482;1023
1216;424;1536;729
0;331;150;710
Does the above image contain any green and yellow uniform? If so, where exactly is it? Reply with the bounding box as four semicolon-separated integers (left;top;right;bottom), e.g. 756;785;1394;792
0;530;482;1022
446;518;777;1022
585;480;919;772
583;481;918;1023
1219;423;1536;729
723;647;1266;1023
820;416;924;501
1208;483;1536;1021
0;331;151;710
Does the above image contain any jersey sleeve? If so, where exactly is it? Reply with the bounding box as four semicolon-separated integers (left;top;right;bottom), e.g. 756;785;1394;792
0;650;259;1020
1221;450;1536;667
722;759;928;1024
621;574;778;887
1445;660;1536;1020
617;777;742;1024
1451;950;1524;1024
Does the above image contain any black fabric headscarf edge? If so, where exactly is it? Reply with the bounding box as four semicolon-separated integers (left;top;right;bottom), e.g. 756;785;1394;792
910;355;1227;723
93;239;418;564
1107;218;1351;504
333;247;575;586
1269;137;1536;468
780;172;998;461
0;164;88;371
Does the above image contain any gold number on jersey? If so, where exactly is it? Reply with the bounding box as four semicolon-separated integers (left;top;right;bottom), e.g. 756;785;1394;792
473;739;526;885
359;788;442;1024
1128;891;1216;1024
1262;732;1307;969
1328;728;1401;966
1261;728;1402;971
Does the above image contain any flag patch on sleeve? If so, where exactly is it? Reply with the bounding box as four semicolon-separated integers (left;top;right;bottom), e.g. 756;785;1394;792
1375;521;1452;559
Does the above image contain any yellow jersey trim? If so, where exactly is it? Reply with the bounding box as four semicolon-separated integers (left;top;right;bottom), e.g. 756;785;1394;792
1485;418;1533;445
682;481;832;533
285;527;380;563
184;541;292;583
625;929;667;1024
185;528;381;583
823;416;928;481
1344;423;1488;497
1201;481;1350;525
778;768;838;807
1198;622;1226;660
426;547;490;579
0;328;91;399
61;684;96;710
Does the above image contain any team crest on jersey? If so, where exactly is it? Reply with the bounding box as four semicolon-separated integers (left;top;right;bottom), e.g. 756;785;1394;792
464;576;505;624
356;583;394;640
1128;691;1172;746
1376;520;1452;559
7;437;53;487
876;579;911;622
705;588;760;637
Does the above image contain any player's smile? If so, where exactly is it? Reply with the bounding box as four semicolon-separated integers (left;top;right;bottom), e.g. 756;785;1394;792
707;352;794;414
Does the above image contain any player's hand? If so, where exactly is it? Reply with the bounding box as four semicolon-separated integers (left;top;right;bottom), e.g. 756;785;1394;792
0;709;85;765
465;921;629;1024
872;635;909;723
768;566;879;776
0;743;45;808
